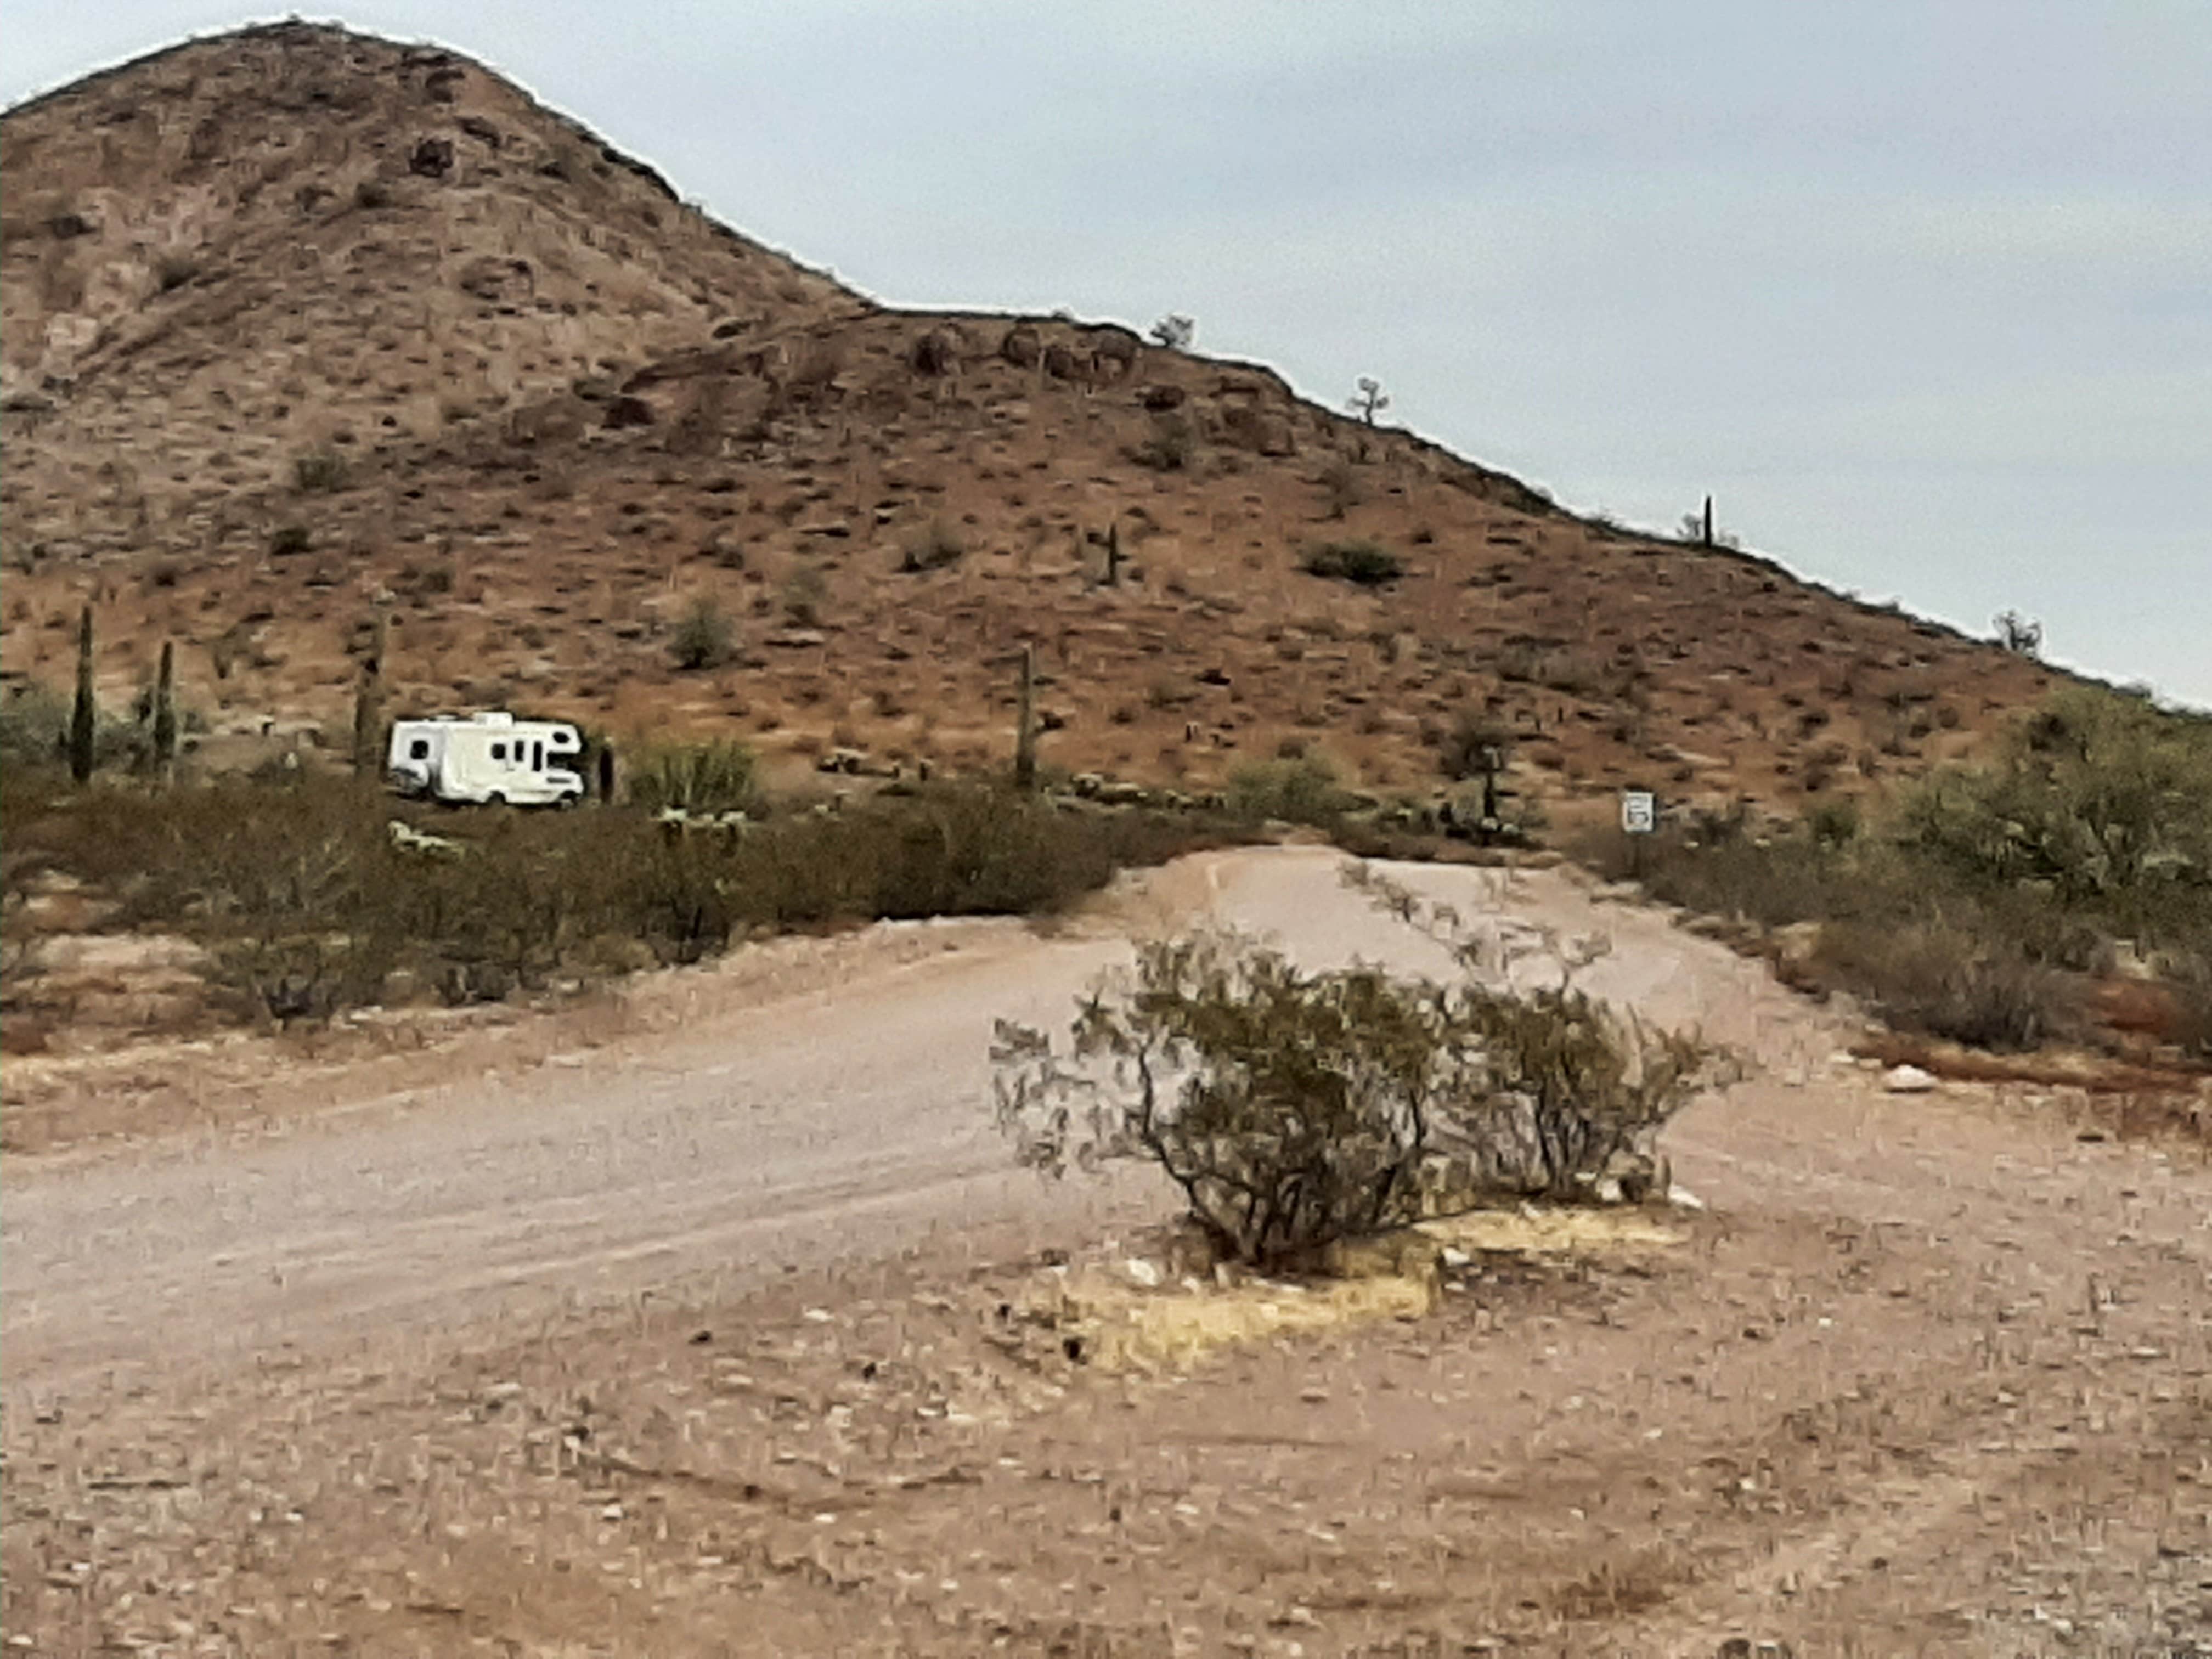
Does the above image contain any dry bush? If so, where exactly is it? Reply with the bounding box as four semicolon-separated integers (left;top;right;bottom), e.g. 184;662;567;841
1572;688;2212;1059
8;772;1242;1024
1316;456;1365;520
1439;708;1513;784
668;596;736;670
781;563;827;626
626;740;759;815
898;520;965;574
995;870;1717;1268
1128;414;1197;472
1300;539;1403;588
292;451;348;493
1226;752;1347;826
1816;918;2070;1052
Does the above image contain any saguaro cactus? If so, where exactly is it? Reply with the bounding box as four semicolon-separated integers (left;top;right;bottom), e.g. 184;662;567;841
1701;494;1714;548
1012;643;1038;792
151;640;178;775
1103;518;1122;587
69;604;96;784
352;610;388;775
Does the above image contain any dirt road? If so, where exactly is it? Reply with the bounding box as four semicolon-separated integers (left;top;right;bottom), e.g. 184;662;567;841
0;850;1801;1394
6;849;2208;1655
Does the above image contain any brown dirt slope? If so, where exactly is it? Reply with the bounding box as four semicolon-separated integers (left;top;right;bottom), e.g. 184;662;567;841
2;21;2058;810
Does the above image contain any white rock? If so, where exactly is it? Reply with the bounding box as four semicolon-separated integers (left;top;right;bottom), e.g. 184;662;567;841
1666;1185;1707;1211
1122;1257;1160;1289
1882;1063;1939;1093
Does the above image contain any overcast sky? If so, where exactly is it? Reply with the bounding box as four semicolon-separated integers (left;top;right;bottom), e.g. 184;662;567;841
13;3;2209;706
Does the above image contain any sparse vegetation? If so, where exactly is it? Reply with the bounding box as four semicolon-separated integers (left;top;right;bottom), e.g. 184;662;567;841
898;520;965;573
1;766;1239;1025
1317;457;1364;520
1438;708;1513;785
1129;414;1197;472
1573;689;2212;1060
292;451;348;493
1148;314;1195;349
1300;539;1403;588
781;563;827;627
625;738;760;815
269;524;311;557
668;596;736;670
154;254;200;292
993;870;1716;1267
1226;752;1347;826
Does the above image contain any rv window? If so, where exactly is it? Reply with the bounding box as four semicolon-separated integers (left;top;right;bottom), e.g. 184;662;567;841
408;738;430;760
532;742;544;771
490;742;506;761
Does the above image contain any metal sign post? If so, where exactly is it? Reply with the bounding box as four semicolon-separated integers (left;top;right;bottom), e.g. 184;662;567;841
1620;788;1656;879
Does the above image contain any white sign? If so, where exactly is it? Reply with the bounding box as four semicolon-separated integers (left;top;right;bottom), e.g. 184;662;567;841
1620;790;1657;834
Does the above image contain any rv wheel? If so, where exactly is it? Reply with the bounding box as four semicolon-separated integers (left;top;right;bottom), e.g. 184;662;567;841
484;792;507;809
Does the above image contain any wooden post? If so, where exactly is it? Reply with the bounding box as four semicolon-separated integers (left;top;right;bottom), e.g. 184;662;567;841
1013;644;1038;792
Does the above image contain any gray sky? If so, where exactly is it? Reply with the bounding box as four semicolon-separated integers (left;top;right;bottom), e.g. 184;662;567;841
13;3;2209;706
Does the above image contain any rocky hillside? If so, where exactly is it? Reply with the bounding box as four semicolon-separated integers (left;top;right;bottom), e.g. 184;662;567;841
1;21;2058;815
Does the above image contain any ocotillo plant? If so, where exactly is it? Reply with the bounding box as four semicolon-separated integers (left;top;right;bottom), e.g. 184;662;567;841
69;604;96;784
1012;643;1038;792
151;640;178;775
352;610;387;775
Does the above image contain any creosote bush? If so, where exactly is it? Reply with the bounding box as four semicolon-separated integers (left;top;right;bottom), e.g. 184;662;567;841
1128;414;1197;472
1300;539;1403;588
898;520;966;573
669;596;737;670
995;866;1718;1268
2;768;1240;1026
1572;687;2212;1059
293;451;349;493
1226;752;1347;826
626;739;760;815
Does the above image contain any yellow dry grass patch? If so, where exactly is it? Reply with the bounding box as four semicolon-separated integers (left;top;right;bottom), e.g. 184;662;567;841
1062;1271;1435;1375
1419;1205;1685;1255
1054;1206;1684;1374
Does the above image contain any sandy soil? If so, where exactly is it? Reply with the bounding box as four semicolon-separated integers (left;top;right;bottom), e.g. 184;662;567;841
5;849;2208;1656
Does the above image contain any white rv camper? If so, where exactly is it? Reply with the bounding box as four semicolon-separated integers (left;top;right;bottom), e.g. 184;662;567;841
386;713;585;807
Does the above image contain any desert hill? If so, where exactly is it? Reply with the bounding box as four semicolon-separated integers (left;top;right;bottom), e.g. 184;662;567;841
2;20;2058;815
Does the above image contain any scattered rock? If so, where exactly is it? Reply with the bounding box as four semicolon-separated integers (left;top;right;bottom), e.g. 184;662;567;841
1882;1063;1939;1093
